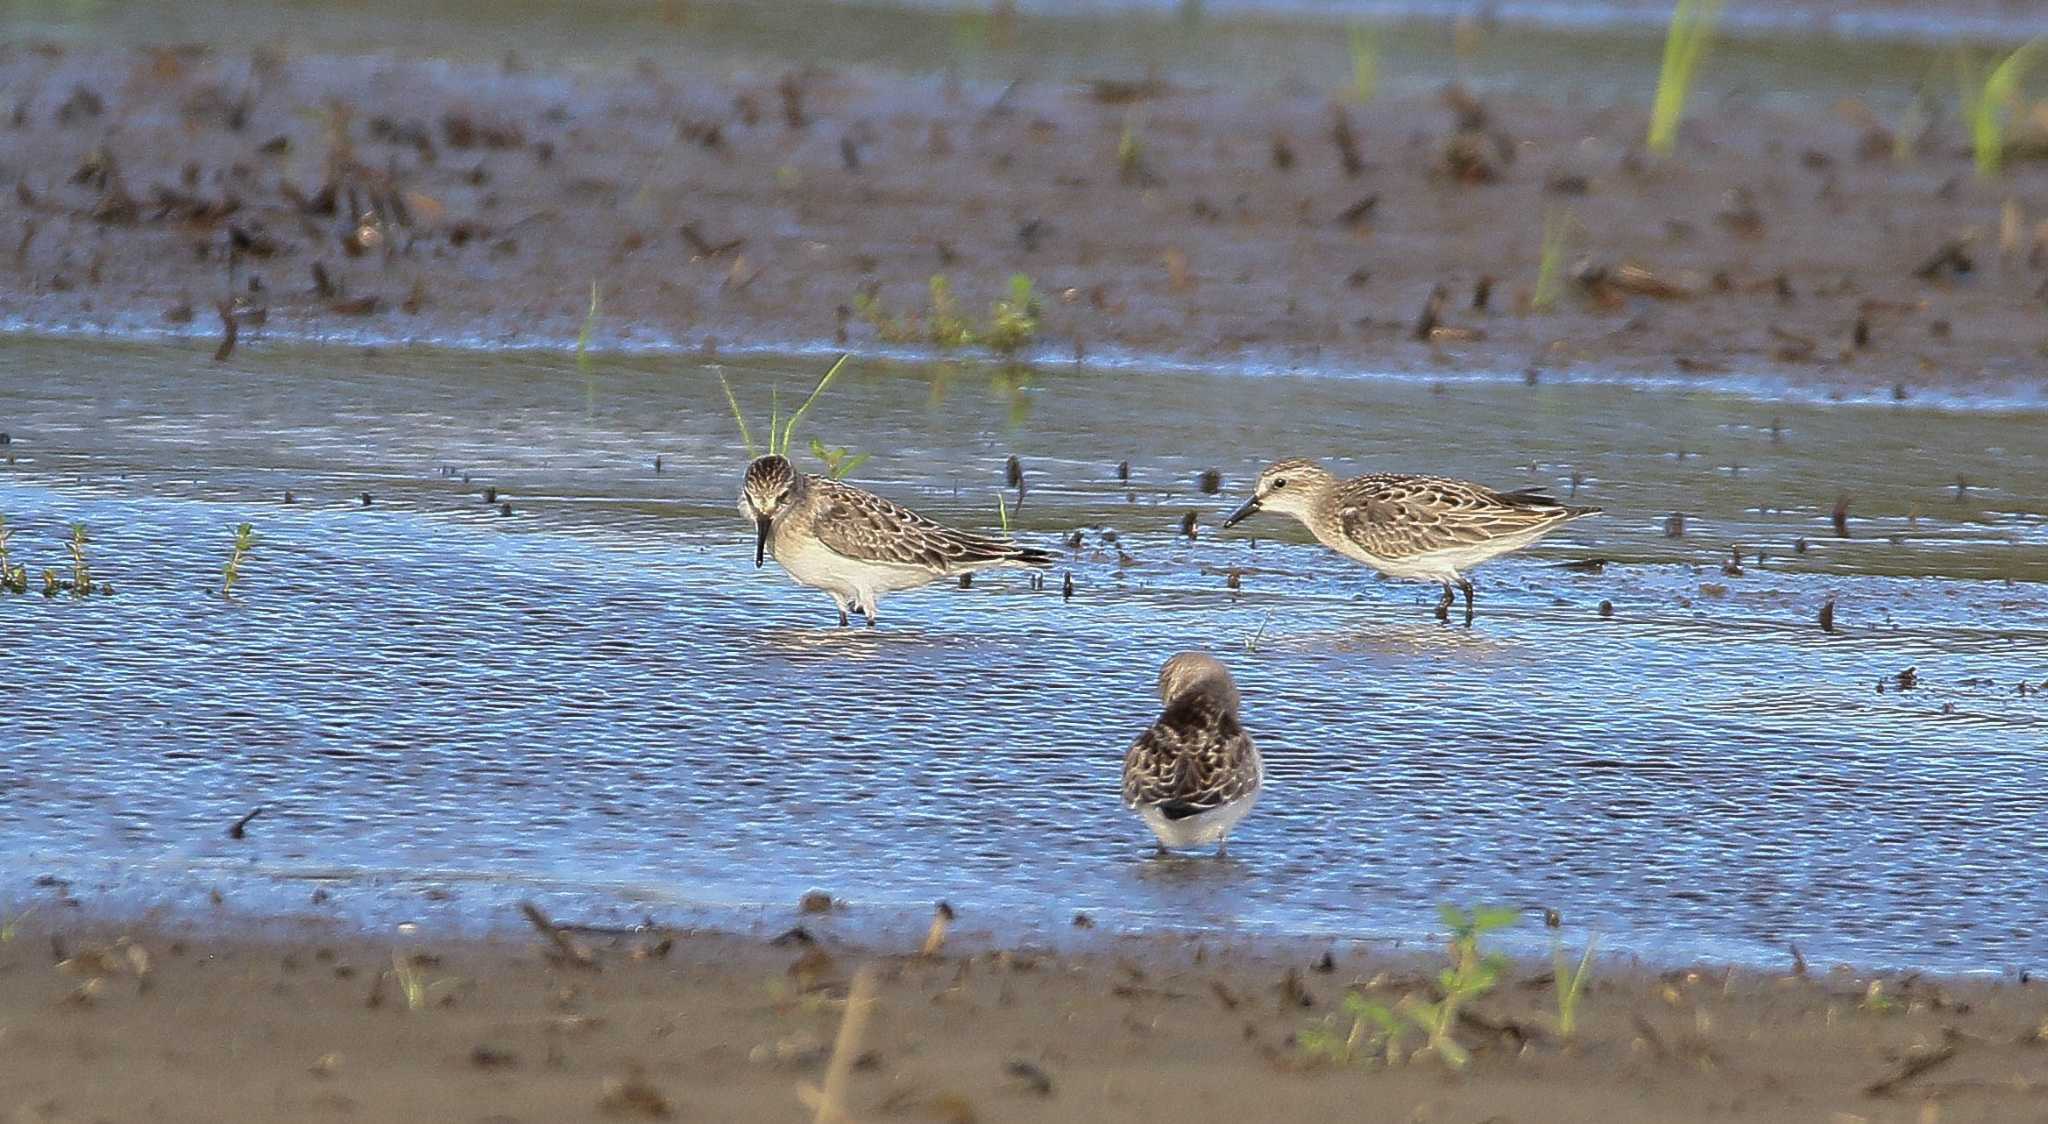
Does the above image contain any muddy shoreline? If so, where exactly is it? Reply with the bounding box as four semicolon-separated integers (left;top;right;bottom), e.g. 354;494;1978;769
2;901;2044;1123
4;43;2045;403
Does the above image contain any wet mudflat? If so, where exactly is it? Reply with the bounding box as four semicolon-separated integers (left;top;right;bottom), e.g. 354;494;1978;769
2;338;2043;973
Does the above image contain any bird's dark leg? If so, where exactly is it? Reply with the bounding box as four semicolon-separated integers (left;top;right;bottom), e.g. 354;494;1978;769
1435;583;1454;622
1458;579;1475;627
837;608;850;628
861;603;877;629
1215;840;1228;858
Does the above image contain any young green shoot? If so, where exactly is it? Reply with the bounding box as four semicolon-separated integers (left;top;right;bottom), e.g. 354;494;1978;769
1532;207;1572;313
1403;904;1520;1069
0;515;22;594
717;370;760;459
995;491;1012;535
67;523;91;595
1117;114;1147;185
575;280;599;373
388;950;461;1012
1962;37;2046;178
718;355;864;477
984;274;1041;356
0;905;33;942
1647;0;1724;157
926;276;974;349
1552;931;1598;1037
1242;610;1273;653
1299;990;1406;1065
776;354;852;455
222;523;258;598
1348;26;1380;103
808;437;871;480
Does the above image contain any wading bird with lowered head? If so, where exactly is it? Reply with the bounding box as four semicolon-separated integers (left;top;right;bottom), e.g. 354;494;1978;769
1122;652;1262;855
1223;459;1599;624
739;454;1055;627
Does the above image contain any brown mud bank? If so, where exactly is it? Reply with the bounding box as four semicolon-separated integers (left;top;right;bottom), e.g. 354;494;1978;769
2;907;2045;1123
4;42;2046;400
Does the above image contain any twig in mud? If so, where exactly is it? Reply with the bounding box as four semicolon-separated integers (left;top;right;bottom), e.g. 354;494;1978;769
1336;194;1378;229
519;902;597;969
228;806;264;839
1832;495;1851;538
213;301;238;362
797;966;877;1124
1412;285;1445;342
680;222;744;260
1329;105;1363;177
1864;1028;1964;1096
919;902;955;958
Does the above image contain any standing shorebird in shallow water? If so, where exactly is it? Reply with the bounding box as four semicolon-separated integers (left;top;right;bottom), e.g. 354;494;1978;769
1223;459;1600;625
1122;653;1262;856
739;454;1055;627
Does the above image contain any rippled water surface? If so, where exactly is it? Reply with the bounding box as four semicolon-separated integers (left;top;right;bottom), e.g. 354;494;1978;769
2;338;2045;971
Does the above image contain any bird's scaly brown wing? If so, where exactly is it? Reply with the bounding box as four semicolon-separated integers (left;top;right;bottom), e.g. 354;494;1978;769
1121;699;1259;813
809;477;1050;572
1332;473;1583;560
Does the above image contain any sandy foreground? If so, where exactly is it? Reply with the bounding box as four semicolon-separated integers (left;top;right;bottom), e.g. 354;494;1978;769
3;41;2046;398
0;903;2044;1124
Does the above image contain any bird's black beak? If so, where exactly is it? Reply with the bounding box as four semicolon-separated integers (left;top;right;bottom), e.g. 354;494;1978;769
1222;496;1262;528
754;515;772;567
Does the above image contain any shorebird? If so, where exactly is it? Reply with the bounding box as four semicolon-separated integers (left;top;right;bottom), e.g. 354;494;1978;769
1122;652;1262;855
1223;459;1600;625
738;454;1055;626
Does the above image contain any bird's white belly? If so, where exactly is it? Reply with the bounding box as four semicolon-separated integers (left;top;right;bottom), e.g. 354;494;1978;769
771;530;933;600
1139;788;1260;849
1318;525;1556;582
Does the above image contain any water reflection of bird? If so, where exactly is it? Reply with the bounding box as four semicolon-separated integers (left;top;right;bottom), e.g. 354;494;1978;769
1122;653;1262;856
1224;459;1600;625
738;454;1054;627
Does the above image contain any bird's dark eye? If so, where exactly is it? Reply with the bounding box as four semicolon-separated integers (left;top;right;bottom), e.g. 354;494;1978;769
1271;478;1288;489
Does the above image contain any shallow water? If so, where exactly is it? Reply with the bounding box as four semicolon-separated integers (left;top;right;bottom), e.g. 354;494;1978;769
1;338;2044;971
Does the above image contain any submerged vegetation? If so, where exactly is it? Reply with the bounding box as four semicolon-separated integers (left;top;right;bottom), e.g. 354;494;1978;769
1647;0;1723;157
854;274;1041;357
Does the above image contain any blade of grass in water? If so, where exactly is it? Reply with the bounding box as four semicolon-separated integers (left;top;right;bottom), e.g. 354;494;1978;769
777;354;851;456
1968;36;2046;178
717;371;758;459
1647;0;1723;157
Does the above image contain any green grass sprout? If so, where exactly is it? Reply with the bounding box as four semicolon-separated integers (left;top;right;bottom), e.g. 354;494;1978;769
1402;905;1520;1069
776;354;852;455
575;280;599;372
717;370;759;459
1553;931;1598;1037
1300;990;1406;1065
1962;37;2046;178
1647;0;1724;157
1532;206;1573;312
0;515;24;594
1242;610;1273;653
1349;26;1380;103
222;523;257;598
67;523;92;596
984;274;1041;356
718;356;865;477
0;906;33;942
996;491;1011;535
808;437;870;480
